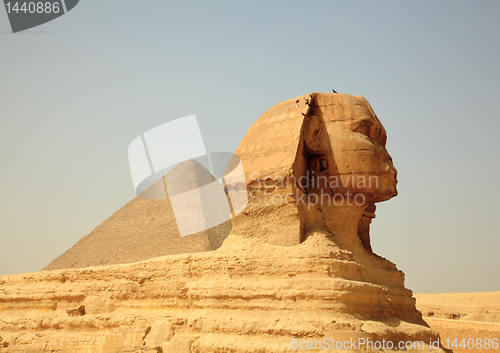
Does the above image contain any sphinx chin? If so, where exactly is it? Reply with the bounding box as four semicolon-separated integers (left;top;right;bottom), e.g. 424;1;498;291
368;174;399;203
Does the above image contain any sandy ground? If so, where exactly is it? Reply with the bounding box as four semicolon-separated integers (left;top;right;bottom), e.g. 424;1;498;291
415;292;500;353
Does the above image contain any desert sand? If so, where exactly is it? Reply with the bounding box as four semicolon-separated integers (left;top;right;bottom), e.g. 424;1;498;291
415;292;500;353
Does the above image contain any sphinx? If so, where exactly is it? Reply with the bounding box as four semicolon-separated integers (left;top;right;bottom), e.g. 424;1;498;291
0;92;449;353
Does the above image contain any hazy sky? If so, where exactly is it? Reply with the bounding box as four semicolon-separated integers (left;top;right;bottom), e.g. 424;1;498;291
0;1;498;293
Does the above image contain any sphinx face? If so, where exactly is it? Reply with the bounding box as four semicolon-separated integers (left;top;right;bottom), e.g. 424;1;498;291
327;99;398;202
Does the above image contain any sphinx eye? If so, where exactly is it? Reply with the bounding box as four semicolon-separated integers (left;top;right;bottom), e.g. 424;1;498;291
353;120;370;136
371;125;381;140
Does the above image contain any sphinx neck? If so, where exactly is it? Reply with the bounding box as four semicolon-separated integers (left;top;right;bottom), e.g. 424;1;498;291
323;201;366;238
301;197;368;253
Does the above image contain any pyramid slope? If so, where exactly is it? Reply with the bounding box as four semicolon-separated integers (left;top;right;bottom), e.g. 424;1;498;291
44;160;231;271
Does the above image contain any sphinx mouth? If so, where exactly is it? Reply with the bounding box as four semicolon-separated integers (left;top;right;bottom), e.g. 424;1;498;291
338;171;397;177
382;171;398;180
378;172;398;185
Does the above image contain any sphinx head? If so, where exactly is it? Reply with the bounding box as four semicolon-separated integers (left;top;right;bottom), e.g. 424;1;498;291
233;92;398;247
300;93;397;204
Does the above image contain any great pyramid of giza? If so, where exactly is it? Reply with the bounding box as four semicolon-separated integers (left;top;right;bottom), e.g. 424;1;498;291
43;159;232;270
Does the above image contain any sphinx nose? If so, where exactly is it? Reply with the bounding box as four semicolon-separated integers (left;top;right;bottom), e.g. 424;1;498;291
387;164;397;177
386;157;397;177
380;149;397;177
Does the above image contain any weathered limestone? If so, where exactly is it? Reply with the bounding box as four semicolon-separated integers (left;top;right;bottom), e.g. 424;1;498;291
0;236;447;352
0;93;450;352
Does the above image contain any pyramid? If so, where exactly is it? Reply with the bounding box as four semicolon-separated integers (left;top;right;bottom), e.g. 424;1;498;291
43;159;232;270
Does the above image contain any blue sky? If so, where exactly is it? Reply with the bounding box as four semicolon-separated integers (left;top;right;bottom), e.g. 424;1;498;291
0;0;499;293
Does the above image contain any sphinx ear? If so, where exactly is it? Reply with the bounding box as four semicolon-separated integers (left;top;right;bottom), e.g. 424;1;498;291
295;113;339;189
296;95;341;180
